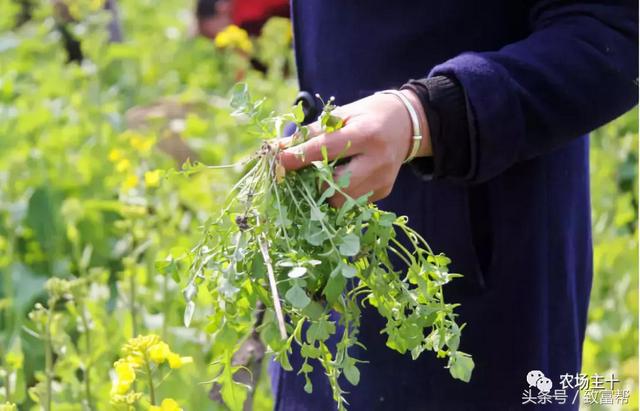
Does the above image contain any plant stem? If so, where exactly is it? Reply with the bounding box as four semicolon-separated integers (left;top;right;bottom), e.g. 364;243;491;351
269;170;292;249
44;299;56;411
144;355;156;405
129;273;138;337
4;372;11;402
388;246;412;268
389;238;417;265
256;231;287;339
80;303;94;410
162;269;169;341
2;232;16;348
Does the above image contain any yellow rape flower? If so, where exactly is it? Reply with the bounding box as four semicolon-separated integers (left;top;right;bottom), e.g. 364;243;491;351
109;148;124;162
112;360;137;395
6;351;23;370
149;398;182;411
130;135;154;154
0;403;17;411
214;25;253;53
149;342;171;364
144;170;162;188
116;158;131;173
123;174;139;190
123;334;161;356
167;352;193;369
125;354;145;367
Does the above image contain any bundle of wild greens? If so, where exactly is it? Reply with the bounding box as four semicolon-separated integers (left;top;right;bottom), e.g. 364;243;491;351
182;84;473;410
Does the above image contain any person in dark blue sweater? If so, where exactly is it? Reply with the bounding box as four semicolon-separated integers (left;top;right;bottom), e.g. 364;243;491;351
275;1;638;409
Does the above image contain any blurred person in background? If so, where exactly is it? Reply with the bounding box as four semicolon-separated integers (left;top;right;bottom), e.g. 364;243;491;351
195;0;232;40
195;0;289;39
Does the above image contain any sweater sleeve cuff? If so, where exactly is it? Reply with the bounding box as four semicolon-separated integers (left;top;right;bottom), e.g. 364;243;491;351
401;75;473;180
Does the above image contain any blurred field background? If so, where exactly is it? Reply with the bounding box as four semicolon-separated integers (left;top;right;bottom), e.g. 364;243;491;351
0;1;636;410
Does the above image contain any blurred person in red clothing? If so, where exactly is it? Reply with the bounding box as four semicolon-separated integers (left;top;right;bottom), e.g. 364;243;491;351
195;0;289;39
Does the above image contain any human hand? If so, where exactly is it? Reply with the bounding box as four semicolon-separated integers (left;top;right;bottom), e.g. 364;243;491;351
278;90;432;207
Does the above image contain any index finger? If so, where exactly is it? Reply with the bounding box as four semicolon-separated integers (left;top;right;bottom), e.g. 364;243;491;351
276;120;323;150
278;126;362;171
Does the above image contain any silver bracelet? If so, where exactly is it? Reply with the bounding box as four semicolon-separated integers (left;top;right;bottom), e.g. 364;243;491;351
375;89;423;163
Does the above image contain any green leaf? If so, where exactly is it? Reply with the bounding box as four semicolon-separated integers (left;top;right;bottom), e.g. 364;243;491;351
447;330;461;352
318;185;336;204
275;212;292;227
323;273;346;305
379;212;396;227
293;101;305;123
301;343;321;359
8;263;46;317
304;379;313;394
323;114;344;132
306;318;336;343
301;362;314;373
339;233;360;257
251;253;267;278
449;352;474;382
343;363;360;386
183;301;195;328
215;323;239;347
435;254;452;266
340;263;357;278
337;171;351;188
310;206;325;221
220;351;249;411
288;266;307;279
337;198;356;224
230;82;250;110
302;300;324;320
285;285;311;309
276;349;293;371
305;221;329;246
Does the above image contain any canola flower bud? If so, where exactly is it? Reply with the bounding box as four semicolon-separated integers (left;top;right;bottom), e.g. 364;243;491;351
148;398;182;411
167;352;193;369
148;342;171;364
111;391;143;405
125;354;145;367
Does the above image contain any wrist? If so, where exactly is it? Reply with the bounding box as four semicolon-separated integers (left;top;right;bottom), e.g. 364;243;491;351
400;89;432;158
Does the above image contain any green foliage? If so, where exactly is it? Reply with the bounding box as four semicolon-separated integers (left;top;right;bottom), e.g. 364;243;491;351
183;86;472;410
0;0;293;409
584;107;638;410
